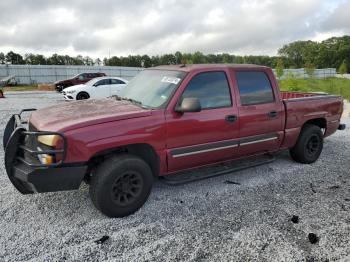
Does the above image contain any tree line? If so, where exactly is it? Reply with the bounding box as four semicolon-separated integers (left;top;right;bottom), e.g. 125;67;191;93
0;35;349;72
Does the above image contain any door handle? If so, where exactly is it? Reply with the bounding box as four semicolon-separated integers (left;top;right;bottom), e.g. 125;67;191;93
225;115;237;123
268;111;278;118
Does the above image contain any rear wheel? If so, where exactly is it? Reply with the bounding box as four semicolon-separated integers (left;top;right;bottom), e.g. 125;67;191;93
76;92;90;100
290;124;323;164
89;154;153;217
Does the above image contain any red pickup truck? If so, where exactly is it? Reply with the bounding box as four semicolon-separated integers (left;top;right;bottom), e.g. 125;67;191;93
3;64;346;217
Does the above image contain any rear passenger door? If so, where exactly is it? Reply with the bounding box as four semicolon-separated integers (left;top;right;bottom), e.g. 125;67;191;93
233;70;284;155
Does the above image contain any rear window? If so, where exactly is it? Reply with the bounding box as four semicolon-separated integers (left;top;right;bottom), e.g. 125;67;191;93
236;71;274;105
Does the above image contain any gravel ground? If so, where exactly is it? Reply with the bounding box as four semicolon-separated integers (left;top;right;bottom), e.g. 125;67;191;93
1;92;350;262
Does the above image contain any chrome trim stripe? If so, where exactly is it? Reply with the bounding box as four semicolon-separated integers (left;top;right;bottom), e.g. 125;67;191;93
172;144;238;158
239;136;278;146
170;133;279;158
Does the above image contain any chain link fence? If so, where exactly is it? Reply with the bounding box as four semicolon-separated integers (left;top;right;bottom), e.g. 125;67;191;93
0;65;143;85
272;68;336;79
0;65;337;85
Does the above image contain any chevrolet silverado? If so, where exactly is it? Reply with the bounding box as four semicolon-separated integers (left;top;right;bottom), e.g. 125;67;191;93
3;64;346;217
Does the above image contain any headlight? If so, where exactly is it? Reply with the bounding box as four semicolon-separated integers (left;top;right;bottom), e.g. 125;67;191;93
37;135;61;147
36;135;62;165
65;90;76;94
37;147;54;165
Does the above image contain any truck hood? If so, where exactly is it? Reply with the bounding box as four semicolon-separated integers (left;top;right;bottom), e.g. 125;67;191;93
29;99;152;132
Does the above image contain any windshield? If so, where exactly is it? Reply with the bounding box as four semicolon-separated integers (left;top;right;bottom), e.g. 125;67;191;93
117;70;187;108
85;77;100;85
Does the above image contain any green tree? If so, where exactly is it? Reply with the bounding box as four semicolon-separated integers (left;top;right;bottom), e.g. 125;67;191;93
141;55;152;68
278;40;319;68
276;58;284;79
0;52;6;64
191;51;207;64
339;60;348;75
5;51;24;64
174;51;182;64
105;56;121;66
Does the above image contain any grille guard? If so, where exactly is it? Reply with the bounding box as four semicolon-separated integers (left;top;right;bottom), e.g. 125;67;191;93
4;109;67;168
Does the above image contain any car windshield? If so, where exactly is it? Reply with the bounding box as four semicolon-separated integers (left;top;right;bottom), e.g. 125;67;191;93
117;70;186;108
86;78;101;85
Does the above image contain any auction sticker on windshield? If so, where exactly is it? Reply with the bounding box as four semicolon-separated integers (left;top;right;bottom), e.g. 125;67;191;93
161;76;181;85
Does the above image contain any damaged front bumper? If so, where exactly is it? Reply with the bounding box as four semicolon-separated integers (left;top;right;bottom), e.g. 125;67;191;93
3;109;87;194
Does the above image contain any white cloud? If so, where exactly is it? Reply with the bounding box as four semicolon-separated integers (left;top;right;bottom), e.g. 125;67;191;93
0;0;349;58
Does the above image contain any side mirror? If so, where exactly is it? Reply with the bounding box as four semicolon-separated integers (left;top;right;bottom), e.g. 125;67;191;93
175;97;201;113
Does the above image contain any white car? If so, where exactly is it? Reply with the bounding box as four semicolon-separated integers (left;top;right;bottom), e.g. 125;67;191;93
62;76;128;100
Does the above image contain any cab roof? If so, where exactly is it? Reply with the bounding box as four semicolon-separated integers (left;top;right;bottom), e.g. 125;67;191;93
151;64;269;72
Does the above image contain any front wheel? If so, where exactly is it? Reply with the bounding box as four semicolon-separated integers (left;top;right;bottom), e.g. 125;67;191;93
290;124;323;164
76;92;90;100
89;154;153;217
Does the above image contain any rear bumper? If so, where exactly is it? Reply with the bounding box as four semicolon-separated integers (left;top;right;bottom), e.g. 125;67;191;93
4;110;87;194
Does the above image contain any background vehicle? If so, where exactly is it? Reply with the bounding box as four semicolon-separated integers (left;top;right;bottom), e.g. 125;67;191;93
0;75;17;86
54;72;106;92
62;76;128;100
3;64;345;218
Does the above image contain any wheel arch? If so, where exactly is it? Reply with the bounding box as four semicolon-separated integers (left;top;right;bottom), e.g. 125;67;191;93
76;91;90;100
302;118;327;132
87;143;160;178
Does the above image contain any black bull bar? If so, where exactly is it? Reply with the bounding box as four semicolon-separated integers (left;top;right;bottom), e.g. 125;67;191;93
3;109;86;194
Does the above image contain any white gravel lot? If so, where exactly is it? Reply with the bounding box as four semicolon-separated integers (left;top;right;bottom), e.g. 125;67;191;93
0;91;350;262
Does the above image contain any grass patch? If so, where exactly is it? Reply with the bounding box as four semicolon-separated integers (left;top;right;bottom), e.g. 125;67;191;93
2;85;38;92
279;77;350;100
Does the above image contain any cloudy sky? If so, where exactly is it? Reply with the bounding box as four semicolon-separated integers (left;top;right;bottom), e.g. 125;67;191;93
0;0;349;58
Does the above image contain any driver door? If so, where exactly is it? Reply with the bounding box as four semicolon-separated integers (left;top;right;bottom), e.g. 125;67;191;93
165;70;240;173
110;79;126;96
93;79;111;98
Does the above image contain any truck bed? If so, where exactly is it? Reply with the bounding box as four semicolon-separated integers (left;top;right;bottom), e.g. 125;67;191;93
281;91;330;100
281;91;343;149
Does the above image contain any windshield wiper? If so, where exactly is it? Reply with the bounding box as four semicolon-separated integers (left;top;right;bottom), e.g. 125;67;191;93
113;95;150;109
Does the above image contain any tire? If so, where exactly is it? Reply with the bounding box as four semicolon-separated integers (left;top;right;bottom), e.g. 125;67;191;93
0;89;3;98
290;124;323;164
89;154;153;217
76;92;90;100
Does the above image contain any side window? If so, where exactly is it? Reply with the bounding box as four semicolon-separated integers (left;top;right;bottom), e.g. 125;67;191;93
95;79;109;86
181;71;232;109
111;79;125;84
78;74;85;80
236;71;274;105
